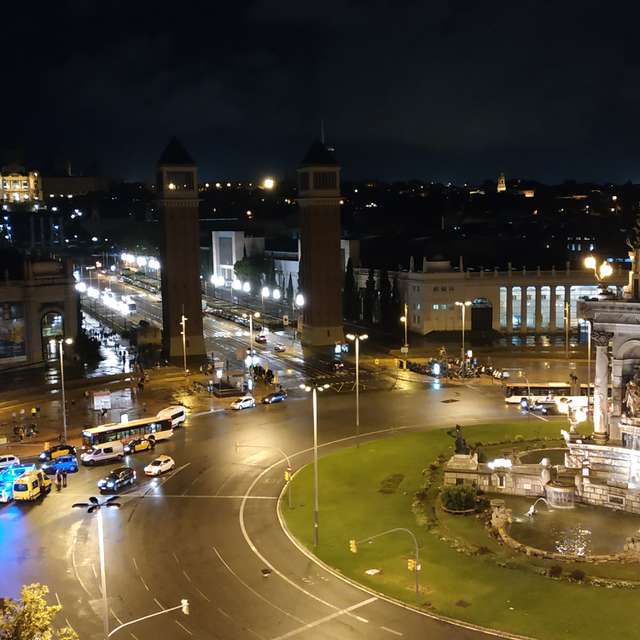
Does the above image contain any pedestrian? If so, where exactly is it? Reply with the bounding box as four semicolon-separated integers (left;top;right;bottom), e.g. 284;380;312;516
55;470;62;492
101;407;108;418
62;470;68;488
30;407;37;419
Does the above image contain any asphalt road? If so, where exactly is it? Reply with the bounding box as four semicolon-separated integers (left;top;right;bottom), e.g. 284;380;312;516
0;378;541;640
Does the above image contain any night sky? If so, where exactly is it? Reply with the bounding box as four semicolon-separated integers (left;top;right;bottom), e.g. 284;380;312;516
4;1;640;183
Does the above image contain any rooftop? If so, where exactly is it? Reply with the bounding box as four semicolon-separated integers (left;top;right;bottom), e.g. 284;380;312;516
158;137;195;167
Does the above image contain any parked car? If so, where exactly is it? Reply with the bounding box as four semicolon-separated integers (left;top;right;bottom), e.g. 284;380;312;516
124;438;154;454
40;444;76;462
230;395;256;410
273;344;286;353
0;454;20;470
98;467;136;492
144;455;176;476
42;454;78;475
329;360;345;372
255;334;267;344
263;390;287;404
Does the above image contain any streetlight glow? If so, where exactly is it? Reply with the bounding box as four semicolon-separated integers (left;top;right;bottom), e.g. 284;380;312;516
584;255;597;270
295;293;305;307
261;286;270;298
242;282;251;293
262;177;275;190
272;288;281;300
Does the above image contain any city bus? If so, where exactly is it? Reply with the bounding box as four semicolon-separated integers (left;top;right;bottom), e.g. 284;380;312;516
81;416;173;449
503;383;611;408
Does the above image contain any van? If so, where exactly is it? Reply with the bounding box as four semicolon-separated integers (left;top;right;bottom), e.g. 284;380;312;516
13;470;52;501
157;405;186;428
80;441;124;466
0;454;20;470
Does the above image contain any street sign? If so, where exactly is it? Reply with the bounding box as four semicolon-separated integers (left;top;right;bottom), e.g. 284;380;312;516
283;315;289;326
400;346;408;354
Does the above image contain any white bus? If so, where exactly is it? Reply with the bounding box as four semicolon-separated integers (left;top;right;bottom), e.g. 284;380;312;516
82;416;173;449
504;383;589;408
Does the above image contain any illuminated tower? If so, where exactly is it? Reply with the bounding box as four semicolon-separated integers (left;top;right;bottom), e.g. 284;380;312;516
497;172;507;193
157;138;205;361
297;140;344;347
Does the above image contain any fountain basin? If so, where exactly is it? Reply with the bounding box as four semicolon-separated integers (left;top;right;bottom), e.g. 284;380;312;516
545;482;576;509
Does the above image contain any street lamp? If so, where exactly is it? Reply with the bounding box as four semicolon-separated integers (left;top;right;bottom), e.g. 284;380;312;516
580;318;592;414
584;255;614;295
72;496;121;638
455;301;472;368
242;311;260;365
51;337;73;442
345;333;368;442
179;311;188;374
400;302;408;353
299;382;330;548
261;286;270;311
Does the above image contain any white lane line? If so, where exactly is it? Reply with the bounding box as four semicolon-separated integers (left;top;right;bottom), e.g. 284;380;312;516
528;411;549;422
380;626;403;636
54;592;61;606
174;620;193;636
172;551;180;565
154;597;165;610
139;575;150;591
212;546;305;624
130;634;140;640
139;494;278;499
191;408;225;418
182;569;192;583
132;557;140;572
270;597;376;640
217;607;231;618
111;608;124;626
194;586;211;603
65;618;76;634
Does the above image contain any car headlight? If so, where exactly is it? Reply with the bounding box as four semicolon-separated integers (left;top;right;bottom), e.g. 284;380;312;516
107;482;114;487
124;446;130;452
39;453;46;460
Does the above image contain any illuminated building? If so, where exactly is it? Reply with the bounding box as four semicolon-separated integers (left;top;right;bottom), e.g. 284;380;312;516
0;165;42;206
497;172;507;193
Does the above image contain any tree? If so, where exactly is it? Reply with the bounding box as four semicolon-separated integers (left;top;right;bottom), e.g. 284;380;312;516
391;273;402;327
0;583;78;640
379;268;392;327
234;255;265;294
342;258;359;320
363;268;376;323
287;273;294;303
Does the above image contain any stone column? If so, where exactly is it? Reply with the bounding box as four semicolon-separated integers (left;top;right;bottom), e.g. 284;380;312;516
506;286;513;332
534;285;542;333
592;330;612;444
549;285;556;331
564;285;571;331
520;286;527;334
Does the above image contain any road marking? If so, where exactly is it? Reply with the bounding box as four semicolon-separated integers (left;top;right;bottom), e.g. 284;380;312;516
65;618;76;634
182;569;192;583
191;408;225;418
132;557;139;572
110;608;124;626
194;586;211;603
54;592;61;606
139;575;150;591
528;411;549;422
140;494;278;500
380;626;403;636
269;597;376;640
174;620;193;636
154;597;165;610
172;551;180;565
217;607;231;619
212;546;305;624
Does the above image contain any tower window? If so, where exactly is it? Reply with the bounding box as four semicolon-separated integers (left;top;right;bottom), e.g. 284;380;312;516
313;171;337;189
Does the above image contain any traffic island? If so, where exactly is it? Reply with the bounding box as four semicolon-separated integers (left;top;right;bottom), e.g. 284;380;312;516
281;421;640;640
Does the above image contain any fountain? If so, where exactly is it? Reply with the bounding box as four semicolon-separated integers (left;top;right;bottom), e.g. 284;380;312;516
526;497;550;517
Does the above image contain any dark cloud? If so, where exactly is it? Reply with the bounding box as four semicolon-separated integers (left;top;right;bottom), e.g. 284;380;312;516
3;0;640;182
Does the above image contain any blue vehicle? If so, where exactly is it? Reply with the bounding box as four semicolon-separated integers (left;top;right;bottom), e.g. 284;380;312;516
263;389;287;404
0;464;36;503
42;455;78;475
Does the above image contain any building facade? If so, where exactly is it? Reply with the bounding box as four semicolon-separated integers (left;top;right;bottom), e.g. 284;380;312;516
356;261;627;335
0;256;78;368
0;165;42;207
157;138;205;361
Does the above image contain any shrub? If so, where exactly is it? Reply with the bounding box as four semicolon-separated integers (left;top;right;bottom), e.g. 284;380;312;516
477;545;491;555
514;434;525;442
476;449;487;463
441;485;476;511
548;565;563;578
569;569;586;582
379;473;404;494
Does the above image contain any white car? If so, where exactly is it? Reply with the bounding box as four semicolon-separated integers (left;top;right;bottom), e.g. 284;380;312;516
274;344;286;353
230;395;256;410
144;455;176;476
0;454;19;470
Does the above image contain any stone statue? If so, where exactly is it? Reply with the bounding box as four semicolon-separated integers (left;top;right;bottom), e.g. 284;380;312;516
624;374;640;417
449;424;470;454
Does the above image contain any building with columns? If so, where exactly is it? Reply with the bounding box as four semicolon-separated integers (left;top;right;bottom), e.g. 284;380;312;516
356;260;627;335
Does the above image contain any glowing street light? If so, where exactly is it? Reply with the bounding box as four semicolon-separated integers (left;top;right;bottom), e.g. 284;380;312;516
243;312;261;366
262;177;275;190
242;281;251;293
299;382;330;548
346;333;368;442
295;293;305;307
400;302;408;353
584;255;613;282
272;288;281;301
455;301;472;367
50;337;74;443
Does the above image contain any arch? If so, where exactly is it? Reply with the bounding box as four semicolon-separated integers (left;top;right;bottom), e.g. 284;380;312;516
614;339;640;361
40;308;65;361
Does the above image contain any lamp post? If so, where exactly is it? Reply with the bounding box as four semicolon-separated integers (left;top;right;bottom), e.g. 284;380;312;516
261;286;270;312
51;337;73;442
72;496;121;638
299;382;330;548
399;303;408;353
581;318;592;414
345;333;368;443
179;309;188;375
242;311;260;364
564;302;570;359
294;294;305;342
455;301;472;369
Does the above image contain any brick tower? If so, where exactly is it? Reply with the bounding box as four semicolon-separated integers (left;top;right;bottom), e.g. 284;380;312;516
297;140;344;347
157;138;205;361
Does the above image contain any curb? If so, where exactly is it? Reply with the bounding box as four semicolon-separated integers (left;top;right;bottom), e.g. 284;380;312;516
275;462;534;640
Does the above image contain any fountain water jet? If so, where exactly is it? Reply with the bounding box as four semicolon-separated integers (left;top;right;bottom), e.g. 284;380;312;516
526;497;551;517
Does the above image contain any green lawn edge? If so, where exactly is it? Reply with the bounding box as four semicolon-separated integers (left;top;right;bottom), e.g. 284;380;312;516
281;420;640;640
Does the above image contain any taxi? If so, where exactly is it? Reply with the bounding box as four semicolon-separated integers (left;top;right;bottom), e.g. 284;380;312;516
39;443;76;462
124;438;154;454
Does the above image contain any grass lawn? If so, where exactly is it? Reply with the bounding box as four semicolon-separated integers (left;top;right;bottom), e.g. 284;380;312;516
283;420;640;640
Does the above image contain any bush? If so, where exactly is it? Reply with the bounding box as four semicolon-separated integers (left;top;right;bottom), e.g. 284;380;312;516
569;569;586;582
476;449;487;463
379;473;404;494
548;565;563;578
441;485;477;511
514;434;525;442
